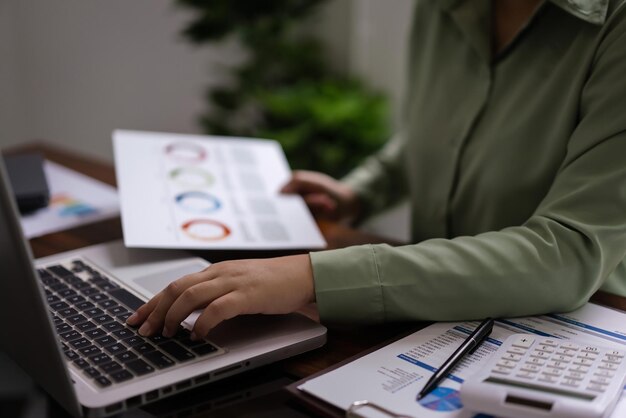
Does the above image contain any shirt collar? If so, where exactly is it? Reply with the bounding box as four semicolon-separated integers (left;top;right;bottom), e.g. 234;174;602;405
438;0;609;25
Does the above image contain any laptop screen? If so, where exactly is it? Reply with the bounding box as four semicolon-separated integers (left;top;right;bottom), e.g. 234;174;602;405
0;154;82;417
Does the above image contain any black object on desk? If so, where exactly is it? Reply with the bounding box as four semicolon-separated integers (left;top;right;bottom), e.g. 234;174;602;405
3;153;50;213
417;317;494;400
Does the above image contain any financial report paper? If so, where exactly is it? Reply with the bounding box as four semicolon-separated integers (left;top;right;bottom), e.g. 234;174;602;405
114;130;326;250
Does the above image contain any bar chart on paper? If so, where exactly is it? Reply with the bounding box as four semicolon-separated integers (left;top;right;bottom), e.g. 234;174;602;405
113;130;326;250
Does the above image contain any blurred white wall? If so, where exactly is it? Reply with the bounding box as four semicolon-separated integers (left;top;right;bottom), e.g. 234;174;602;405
1;0;415;239
1;0;238;160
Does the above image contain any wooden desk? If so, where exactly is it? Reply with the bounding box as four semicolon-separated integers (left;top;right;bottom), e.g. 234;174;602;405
3;143;624;417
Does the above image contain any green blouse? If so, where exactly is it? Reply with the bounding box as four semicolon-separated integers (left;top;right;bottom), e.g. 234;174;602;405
311;0;626;323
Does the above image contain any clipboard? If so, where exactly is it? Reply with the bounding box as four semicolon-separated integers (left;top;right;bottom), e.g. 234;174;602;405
285;296;626;418
285;327;420;418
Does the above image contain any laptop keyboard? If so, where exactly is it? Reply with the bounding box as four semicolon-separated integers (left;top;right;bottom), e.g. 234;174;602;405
38;259;221;389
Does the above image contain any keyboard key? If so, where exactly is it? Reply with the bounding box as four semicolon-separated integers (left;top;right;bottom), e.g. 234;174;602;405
99;361;123;374
66;295;86;304
58;308;79;318
116;351;139;363
79;345;102;358
57;288;77;298
72;281;90;290
84;367;100;378
67;314;88;325
56;323;72;333
104;344;126;356
84;308;104;317
64;350;79;361
192;344;218;356
90;354;113;366
60;330;81;342
102;322;124;333
108;306;129;317
70;338;92;350
143;351;175;369
80;287;100;297
117;312;132;322
112;328;135;340
148;334;167;344
122;336;144;347
133;342;156;355
52;315;63;325
48;265;74;277
94;314;114;325
76;321;97;332
95;335;117;347
94;281;119;292
109;288;144;311
98;299;118;310
126;359;155;376
89;294;109;303
94;376;112;387
84;328;107;340
46;295;61;304
50;301;70;311
159;341;195;362
73;358;90;369
76;301;95;311
50;283;69;292
108;370;133;383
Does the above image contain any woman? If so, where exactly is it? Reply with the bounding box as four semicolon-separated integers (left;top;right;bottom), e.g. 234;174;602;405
128;0;626;340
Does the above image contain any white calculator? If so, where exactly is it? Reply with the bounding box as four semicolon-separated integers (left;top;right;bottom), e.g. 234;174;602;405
461;333;626;418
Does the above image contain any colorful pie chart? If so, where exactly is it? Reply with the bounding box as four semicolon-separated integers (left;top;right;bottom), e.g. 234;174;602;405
175;191;221;214
181;219;231;241
164;142;207;163
169;167;214;188
418;387;463;412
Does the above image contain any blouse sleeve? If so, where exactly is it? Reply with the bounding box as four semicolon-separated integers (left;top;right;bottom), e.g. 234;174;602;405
311;10;626;324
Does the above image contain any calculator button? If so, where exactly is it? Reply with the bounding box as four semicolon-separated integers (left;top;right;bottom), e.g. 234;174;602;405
608;350;625;358
590;376;611;385
515;371;536;380
573;358;594;367
560;379;580;388
577;352;598;360
559;343;580;351
552;355;571;363
564;372;585;380
556;349;576;357
521;364;541;373
582;346;600;354
492;366;512;375
543;368;564;377
569;365;590;373
598;362;618;371
501;353;522;362
541;339;559;347
531;351;550;359
587;384;607;393
602;355;622;364
535;345;555;353
497;360;517;369
594;370;615;378
527;357;546;366
538;375;559;384
512;336;535;348
507;347;527;355
547;361;567;369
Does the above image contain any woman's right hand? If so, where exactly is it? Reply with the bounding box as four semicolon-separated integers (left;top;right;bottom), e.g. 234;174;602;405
281;170;361;222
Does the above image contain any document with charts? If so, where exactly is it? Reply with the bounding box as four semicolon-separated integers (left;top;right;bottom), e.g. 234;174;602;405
113;130;326;250
298;303;626;418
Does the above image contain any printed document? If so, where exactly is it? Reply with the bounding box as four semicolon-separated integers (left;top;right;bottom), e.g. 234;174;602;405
113;130;326;250
298;303;626;417
21;161;120;239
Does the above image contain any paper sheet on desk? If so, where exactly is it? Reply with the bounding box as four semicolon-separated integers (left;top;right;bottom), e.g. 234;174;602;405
298;303;626;418
113;130;326;250
20;161;120;239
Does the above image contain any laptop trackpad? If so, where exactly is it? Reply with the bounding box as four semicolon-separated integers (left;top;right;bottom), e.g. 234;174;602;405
131;262;208;298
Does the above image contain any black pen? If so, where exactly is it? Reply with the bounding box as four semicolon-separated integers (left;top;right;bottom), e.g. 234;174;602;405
417;318;494;400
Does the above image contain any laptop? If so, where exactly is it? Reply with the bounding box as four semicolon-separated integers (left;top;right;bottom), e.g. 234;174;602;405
0;155;327;417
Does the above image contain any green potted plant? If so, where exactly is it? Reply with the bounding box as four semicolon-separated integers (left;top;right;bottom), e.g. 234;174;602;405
177;0;389;177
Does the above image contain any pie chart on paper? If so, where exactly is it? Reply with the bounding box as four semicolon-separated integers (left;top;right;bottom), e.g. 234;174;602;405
418;387;463;412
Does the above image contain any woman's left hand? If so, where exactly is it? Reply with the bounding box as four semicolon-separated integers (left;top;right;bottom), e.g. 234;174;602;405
126;254;315;340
